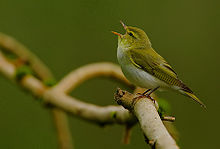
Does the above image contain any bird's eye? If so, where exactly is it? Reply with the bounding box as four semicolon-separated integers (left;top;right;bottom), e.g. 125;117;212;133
128;32;135;37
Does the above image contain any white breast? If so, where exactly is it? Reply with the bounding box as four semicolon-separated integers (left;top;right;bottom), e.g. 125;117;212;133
117;46;168;89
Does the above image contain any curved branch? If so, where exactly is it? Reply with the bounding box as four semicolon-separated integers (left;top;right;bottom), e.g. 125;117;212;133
55;62;132;93
45;62;136;124
0;33;53;80
0;52;136;125
0;32;73;149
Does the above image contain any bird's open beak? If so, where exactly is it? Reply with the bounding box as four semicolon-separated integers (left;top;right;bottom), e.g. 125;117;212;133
112;21;127;37
120;20;127;30
111;31;122;37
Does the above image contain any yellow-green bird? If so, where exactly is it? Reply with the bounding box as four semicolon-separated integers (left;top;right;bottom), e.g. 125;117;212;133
112;21;206;109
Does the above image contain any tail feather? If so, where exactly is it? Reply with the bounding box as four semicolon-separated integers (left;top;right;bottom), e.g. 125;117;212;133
180;90;206;109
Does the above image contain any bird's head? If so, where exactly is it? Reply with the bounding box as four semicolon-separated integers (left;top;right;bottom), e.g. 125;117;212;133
112;21;151;49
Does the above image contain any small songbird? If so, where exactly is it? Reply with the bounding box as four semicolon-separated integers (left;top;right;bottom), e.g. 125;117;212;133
112;21;206;109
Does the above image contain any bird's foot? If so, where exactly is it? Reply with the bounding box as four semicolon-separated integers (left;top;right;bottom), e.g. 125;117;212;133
145;94;156;103
135;92;155;103
136;89;151;96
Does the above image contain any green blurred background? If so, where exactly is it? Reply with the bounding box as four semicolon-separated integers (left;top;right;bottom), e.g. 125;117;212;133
0;0;219;148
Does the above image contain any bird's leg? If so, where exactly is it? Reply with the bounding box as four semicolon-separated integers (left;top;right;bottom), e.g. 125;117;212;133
145;86;160;102
135;88;152;101
145;86;159;96
143;89;152;95
135;87;159;102
137;88;151;96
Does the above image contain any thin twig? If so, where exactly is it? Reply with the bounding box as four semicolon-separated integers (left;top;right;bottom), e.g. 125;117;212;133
122;125;132;144
161;116;176;122
52;108;74;149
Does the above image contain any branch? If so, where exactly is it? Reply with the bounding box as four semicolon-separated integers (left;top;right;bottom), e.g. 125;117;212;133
44;91;136;125
115;88;179;149
0;52;136;125
0;33;73;149
44;62;136;125
0;33;53;79
54;62;132;93
161;116;175;122
52;108;74;149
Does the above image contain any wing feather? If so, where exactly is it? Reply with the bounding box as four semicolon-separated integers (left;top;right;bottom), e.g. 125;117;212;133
128;48;185;87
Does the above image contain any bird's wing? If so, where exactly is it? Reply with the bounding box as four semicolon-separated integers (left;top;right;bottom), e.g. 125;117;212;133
129;48;206;108
128;48;183;87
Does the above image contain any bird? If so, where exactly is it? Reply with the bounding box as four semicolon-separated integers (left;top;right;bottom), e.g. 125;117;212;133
112;21;206;109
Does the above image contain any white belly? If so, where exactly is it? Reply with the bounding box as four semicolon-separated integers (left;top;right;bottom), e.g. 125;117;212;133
121;62;167;89
117;47;168;89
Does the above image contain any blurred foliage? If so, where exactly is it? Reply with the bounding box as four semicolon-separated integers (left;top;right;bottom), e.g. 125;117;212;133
157;98;171;117
0;0;219;149
1;49;18;60
43;78;57;87
15;65;33;81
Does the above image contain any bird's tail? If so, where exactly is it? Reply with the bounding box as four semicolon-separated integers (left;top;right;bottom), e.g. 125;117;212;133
179;90;206;109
